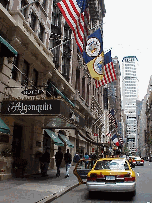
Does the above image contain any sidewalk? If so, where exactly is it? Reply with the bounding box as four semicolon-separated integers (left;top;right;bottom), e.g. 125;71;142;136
0;166;79;203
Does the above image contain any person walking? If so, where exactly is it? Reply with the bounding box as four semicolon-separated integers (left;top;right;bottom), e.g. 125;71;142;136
40;147;50;177
73;152;80;166
55;147;63;177
64;149;72;178
84;152;89;169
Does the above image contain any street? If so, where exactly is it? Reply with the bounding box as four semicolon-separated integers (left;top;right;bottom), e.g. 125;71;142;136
51;161;152;203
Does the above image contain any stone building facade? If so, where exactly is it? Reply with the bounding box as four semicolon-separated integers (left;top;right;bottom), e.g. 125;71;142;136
0;0;108;180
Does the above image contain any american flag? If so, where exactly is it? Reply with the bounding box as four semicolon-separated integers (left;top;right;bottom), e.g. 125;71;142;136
108;111;117;129
57;0;89;53
95;50;116;87
95;62;116;87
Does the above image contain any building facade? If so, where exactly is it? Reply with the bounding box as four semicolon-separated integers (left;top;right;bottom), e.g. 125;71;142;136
121;56;139;154
145;75;152;158
0;0;107;180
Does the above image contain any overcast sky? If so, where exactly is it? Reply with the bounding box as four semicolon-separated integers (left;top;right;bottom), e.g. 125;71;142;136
103;0;152;100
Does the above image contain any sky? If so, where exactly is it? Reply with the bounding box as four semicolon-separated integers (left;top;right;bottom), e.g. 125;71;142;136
103;0;152;100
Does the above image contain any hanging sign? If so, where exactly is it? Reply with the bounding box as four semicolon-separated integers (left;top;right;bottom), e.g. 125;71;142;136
21;89;44;96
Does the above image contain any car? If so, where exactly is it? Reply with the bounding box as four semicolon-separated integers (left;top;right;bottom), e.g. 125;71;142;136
73;159;95;184
86;158;136;196
134;157;144;166
149;156;152;162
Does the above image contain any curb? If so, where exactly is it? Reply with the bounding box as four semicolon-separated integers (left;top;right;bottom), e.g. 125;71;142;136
35;183;80;203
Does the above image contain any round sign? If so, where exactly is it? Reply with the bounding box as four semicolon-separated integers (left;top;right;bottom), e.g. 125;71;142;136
86;37;101;57
93;55;104;75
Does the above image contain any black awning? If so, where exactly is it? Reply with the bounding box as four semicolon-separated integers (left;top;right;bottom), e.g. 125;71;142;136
78;130;108;147
0;36;18;57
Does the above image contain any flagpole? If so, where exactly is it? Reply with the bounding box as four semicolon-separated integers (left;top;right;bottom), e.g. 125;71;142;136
49;37;74;51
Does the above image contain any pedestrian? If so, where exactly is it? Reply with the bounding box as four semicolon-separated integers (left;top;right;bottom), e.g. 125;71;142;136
91;153;97;168
84;152;89;168
89;153;93;159
40;147;50;177
64;149;72;178
55;147;63;177
73;152;80;165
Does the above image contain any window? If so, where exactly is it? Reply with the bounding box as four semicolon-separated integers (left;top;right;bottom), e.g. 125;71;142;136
21;0;28;18
33;68;38;87
50;38;60;69
39;23;45;42
52;3;61;27
86;84;89;104
12;55;19;81
62;57;70;81
82;77;85;99
42;0;47;10
30;12;37;31
21;60;29;86
94;160;128;170
0;57;4;72
0;0;9;9
75;68;80;91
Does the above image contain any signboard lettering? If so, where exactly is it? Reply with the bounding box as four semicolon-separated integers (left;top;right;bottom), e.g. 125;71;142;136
7;101;52;114
1;100;60;115
21;89;44;96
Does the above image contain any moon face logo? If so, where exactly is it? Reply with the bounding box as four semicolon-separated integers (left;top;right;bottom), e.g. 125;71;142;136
86;37;101;57
93;55;104;75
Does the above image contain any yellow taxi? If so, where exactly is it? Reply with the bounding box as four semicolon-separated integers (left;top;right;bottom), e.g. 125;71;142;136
134;156;144;166
86;158;136;196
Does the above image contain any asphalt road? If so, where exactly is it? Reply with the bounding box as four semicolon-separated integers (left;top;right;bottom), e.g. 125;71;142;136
51;161;152;203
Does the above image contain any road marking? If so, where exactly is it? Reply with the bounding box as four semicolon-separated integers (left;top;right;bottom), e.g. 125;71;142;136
136;172;139;176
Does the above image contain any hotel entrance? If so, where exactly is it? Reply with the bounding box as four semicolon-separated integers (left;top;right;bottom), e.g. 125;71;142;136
12;124;23;158
12;124;25;177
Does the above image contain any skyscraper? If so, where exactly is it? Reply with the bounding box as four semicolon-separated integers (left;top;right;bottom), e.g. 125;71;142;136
121;56;139;154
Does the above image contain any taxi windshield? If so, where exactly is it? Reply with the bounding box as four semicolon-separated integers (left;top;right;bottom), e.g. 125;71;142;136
94;159;129;170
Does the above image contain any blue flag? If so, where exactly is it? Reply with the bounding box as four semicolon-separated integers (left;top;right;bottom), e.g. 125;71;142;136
83;28;103;64
104;50;112;65
82;28;104;80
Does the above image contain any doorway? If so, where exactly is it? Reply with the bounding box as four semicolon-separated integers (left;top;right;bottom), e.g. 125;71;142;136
12;124;23;158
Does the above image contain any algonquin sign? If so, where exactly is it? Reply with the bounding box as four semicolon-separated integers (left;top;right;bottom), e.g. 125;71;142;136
1;100;57;115
1;100;85;128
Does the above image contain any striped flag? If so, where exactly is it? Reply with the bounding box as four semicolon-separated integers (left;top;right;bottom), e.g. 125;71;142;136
57;0;89;53
95;50;117;87
119;137;123;145
111;134;119;147
106;132;111;137
108;109;117;129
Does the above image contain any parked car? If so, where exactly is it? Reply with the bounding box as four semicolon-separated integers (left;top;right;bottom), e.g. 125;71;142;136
86;158;136;197
134;157;144;166
149;156;152;162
